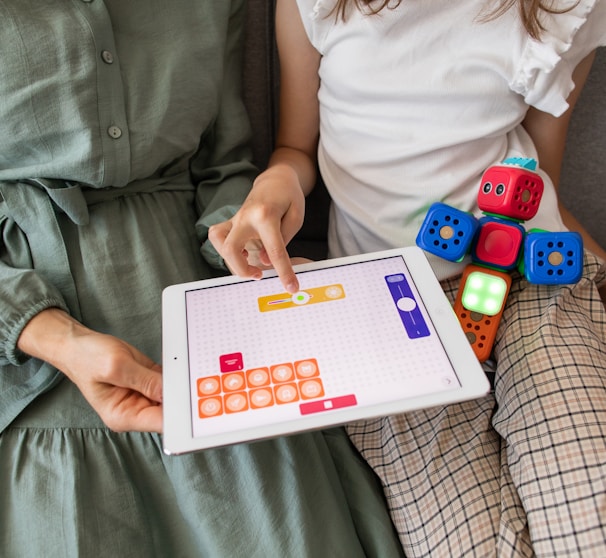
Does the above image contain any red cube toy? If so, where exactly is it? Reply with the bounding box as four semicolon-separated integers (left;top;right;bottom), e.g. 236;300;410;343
477;164;544;221
472;216;525;271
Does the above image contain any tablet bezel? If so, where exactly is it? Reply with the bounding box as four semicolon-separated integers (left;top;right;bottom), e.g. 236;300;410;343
162;246;490;454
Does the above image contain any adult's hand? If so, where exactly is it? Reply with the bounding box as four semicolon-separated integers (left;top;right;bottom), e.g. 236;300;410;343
18;308;163;433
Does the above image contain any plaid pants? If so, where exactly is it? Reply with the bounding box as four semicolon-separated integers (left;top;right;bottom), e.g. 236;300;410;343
347;252;606;557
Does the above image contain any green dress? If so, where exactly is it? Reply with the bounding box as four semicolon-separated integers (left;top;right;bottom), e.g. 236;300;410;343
0;1;403;556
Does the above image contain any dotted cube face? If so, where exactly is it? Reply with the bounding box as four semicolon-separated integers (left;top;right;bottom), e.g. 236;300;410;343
524;231;583;284
477;165;544;221
472;216;525;271
416;202;478;262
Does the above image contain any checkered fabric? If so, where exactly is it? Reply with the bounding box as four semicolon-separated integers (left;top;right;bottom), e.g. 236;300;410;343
347;251;606;557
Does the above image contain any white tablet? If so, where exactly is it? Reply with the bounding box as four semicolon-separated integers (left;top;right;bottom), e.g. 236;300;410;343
162;246;490;454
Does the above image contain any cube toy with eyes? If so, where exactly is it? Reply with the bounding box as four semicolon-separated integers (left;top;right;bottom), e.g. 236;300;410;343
477;162;544;222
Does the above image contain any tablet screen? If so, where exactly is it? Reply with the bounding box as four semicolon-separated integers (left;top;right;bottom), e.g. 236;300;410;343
182;254;461;440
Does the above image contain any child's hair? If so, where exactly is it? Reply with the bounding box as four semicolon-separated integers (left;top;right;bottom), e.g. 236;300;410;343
329;0;577;40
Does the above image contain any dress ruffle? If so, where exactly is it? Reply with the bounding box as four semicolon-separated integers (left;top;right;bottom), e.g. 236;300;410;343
511;0;602;115
309;0;336;20
296;0;339;52
0;398;405;557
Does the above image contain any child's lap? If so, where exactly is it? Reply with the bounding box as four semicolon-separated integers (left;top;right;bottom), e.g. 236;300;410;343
346;250;606;554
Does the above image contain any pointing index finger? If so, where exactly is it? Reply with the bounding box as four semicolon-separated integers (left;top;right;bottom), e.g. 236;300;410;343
257;223;300;293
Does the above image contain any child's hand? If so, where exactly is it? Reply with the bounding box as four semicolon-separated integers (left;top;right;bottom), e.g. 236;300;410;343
209;166;306;293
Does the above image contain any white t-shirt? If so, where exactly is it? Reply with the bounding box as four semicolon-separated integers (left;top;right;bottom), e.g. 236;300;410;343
296;0;606;279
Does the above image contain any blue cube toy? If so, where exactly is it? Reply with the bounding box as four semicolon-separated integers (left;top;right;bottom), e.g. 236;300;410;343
416;202;479;262
523;231;583;284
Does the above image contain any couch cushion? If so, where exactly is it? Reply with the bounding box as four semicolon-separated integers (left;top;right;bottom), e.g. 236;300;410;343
560;47;606;249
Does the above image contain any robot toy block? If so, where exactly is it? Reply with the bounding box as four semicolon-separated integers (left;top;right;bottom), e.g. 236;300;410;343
523;230;583;284
415;202;478;262
453;265;512;363
471;216;526;271
477;158;544;221
416;157;583;362
458;265;511;316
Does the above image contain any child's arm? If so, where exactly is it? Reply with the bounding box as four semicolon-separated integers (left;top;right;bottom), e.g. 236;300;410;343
522;50;605;260
522;50;606;304
209;0;321;293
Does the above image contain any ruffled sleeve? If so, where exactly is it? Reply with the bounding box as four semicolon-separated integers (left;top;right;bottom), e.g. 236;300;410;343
295;0;337;52
511;0;606;116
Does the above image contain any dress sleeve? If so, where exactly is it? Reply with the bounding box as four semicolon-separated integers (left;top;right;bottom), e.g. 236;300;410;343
0;208;69;365
190;0;259;271
511;0;606;116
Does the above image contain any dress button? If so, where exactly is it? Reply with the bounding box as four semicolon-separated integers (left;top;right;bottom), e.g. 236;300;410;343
101;50;114;64
107;126;122;139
